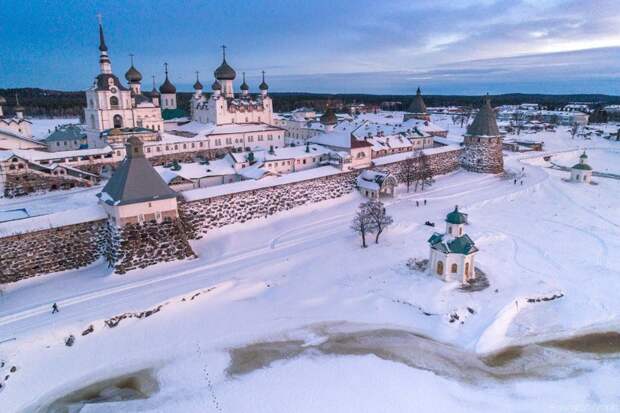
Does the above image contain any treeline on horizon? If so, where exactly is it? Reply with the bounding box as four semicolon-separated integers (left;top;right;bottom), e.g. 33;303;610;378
1;87;619;118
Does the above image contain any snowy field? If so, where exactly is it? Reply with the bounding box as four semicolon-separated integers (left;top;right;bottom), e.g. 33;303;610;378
1;124;620;412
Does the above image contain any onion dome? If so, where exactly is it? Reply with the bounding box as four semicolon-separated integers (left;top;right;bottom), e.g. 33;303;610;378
572;151;592;170
320;106;337;126
240;72;249;91
150;75;160;97
466;94;500;137
408;87;427;114
446;206;467;224
159;63;177;94
214;46;236;80
259;70;269;90
193;71;203;90
212;80;222;91
125;65;142;83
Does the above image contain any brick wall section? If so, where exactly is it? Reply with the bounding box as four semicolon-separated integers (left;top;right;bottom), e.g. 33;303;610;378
0;220;107;284
181;148;463;237
105;218;196;274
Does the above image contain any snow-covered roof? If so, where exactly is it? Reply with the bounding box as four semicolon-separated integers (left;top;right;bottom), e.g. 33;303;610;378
0;146;114;162
155;159;237;182
182;165;342;201
170;121;284;138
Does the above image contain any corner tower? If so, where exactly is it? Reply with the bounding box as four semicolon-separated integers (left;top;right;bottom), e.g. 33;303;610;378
461;95;503;174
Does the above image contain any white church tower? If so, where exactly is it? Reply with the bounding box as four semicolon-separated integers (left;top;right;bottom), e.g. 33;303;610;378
84;16;136;148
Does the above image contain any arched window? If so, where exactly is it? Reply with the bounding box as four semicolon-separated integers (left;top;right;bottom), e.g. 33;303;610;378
113;114;123;128
448;226;452;234
465;262;470;277
451;263;458;273
110;96;119;107
436;261;444;275
459;227;463;235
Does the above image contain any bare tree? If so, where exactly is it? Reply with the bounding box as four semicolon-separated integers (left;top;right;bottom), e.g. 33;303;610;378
351;202;373;248
366;200;394;244
417;152;434;190
398;152;419;193
570;123;580;139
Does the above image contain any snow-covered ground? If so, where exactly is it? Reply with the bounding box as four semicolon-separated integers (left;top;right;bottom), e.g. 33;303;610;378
1;124;620;412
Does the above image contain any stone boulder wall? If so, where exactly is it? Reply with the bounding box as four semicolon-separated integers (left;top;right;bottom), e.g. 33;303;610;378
379;148;463;177
0;220;107;284
181;148;463;238
181;171;359;236
3;172;92;198
461;141;504;174
106;218;196;275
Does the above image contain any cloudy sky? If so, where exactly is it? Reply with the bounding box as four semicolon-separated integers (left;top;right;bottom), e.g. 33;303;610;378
1;0;619;94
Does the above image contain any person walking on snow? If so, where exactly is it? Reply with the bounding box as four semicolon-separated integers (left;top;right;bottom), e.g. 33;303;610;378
52;303;59;314
416;201;419;207
424;199;427;206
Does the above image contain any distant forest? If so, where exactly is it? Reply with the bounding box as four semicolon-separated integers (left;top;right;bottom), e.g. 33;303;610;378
2;87;620;118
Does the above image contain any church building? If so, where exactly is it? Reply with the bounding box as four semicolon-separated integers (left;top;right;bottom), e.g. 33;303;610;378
191;47;276;127
428;206;478;283
84;17;165;148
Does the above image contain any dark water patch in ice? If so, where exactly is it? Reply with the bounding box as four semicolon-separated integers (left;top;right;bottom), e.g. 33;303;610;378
542;332;620;354
35;368;158;413
226;324;595;384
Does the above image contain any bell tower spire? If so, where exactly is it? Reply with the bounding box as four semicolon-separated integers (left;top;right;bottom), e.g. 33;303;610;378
97;14;112;74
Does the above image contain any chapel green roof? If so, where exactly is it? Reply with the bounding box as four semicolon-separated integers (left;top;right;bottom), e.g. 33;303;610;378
446;206;467;224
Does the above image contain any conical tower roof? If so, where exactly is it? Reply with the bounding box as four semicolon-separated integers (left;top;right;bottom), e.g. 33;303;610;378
466;95;500;137
98;136;176;206
408;87;427;114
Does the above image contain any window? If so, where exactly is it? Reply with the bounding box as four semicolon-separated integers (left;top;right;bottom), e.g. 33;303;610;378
465;262;470;277
451;264;458;273
448;227;452;234
113;114;123;128
436;261;444;275
109;96;119;107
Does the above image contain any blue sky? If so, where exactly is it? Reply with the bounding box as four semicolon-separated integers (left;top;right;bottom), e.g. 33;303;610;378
1;0;619;94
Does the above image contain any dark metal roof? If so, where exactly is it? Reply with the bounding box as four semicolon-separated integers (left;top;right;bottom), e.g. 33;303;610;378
466;95;500;137
95;73;129;91
408;87;427;114
125;65;142;83
259;71;268;90
214;58;236;80
193;79;203;90
212;80;222;91
159;74;176;94
98;136;176;206
240;72;249;90
98;23;108;52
